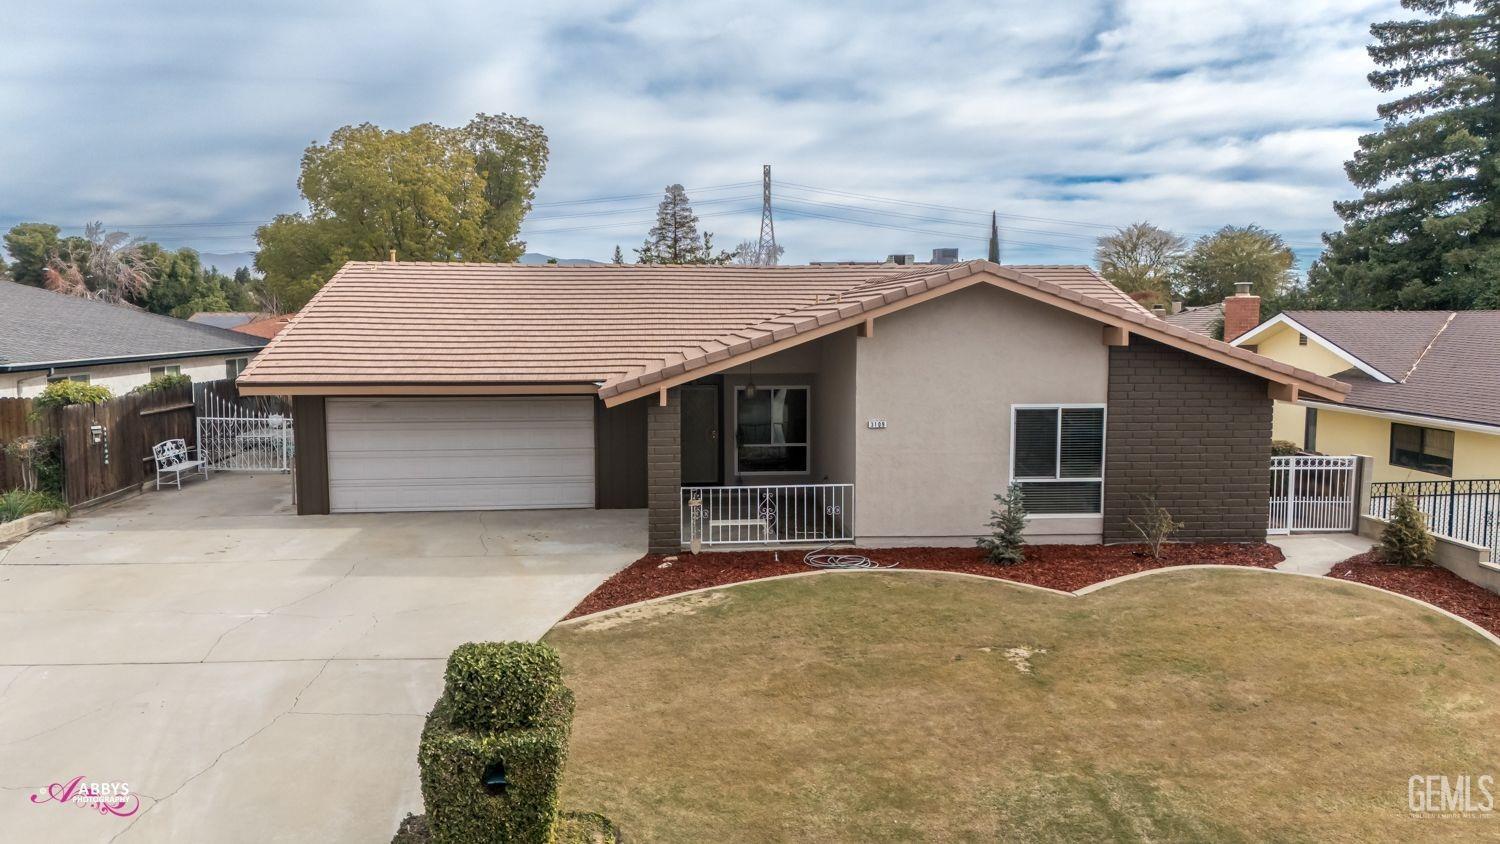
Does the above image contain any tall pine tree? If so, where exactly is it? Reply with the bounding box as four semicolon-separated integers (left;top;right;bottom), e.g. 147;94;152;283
1309;1;1500;309
635;185;730;264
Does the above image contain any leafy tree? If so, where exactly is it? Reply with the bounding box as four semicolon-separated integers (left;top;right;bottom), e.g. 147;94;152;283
1094;222;1186;304
1309;0;1500;310
4;223;63;287
1174;225;1296;305
43;222;153;305
635;185;731;264
254;113;548;309
977;483;1027;565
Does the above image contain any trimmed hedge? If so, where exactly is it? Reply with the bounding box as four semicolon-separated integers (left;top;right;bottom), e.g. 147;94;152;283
443;641;565;733
418;642;575;844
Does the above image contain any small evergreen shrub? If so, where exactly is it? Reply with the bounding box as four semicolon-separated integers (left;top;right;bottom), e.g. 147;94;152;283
32;380;113;410
1270;439;1300;457
131;373;192;394
977;483;1027;565
418;642;575;844
1381;493;1434;566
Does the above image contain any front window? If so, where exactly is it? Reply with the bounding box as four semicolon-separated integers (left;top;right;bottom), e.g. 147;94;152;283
149;364;182;378
1390;422;1453;476
735;386;809;474
1012;405;1105;514
226;357;249;380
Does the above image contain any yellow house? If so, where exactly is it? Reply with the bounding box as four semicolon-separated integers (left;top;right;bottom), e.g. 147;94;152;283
1232;310;1500;483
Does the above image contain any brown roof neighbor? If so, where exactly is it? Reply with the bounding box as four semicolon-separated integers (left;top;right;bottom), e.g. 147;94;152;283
1282;310;1500;429
1163;302;1222;337
231;314;293;340
237;261;1345;404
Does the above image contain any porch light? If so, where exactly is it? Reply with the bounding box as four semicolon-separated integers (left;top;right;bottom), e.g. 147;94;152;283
481;761;509;795
744;361;758;399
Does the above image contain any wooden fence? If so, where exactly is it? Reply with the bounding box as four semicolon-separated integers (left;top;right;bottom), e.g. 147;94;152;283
0;383;199;507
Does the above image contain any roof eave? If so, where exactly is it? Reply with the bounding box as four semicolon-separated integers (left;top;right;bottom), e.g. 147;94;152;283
0;346;267;374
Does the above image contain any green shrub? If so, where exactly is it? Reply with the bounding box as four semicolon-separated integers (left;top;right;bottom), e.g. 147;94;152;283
32;380;113;410
1381;493;1434;566
443;642;565;733
977;482;1027;565
419;642;575;844
131;373;192;394
1270;439;1300;457
0;489;66;523
3;435;62;496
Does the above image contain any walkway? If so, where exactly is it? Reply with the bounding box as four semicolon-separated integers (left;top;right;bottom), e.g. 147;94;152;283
1270;533;1374;576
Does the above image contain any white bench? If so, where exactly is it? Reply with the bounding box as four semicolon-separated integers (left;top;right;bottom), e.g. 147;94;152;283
152;438;208;490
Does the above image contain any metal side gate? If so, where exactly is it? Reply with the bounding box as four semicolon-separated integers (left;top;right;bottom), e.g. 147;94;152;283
1269;455;1357;534
196;415;294;473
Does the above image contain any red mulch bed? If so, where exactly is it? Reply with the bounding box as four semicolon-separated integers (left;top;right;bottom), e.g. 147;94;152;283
565;543;1284;619
1330;551;1500;637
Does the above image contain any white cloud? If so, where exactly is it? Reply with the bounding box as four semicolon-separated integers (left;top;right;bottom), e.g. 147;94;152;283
0;0;1408;267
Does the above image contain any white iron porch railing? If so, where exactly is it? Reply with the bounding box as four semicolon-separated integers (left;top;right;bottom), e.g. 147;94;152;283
196;415;295;472
1269;455;1358;533
681;484;854;547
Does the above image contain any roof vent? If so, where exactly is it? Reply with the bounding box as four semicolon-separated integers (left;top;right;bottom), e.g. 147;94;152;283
1151;304;1167;317
930;248;959;264
886;254;917;266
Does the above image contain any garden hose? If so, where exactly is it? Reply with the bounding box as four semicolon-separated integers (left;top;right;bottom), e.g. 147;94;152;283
803;545;897;570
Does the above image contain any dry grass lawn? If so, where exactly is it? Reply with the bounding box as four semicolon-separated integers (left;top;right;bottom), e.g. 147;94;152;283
547;570;1500;843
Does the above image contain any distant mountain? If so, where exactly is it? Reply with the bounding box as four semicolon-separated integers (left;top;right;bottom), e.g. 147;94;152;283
198;251;257;272
518;251;605;266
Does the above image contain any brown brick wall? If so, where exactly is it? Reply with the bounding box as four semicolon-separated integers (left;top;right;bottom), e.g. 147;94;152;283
646;389;682;553
1104;339;1272;543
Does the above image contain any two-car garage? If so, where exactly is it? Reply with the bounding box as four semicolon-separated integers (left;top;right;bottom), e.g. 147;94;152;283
323;397;596;513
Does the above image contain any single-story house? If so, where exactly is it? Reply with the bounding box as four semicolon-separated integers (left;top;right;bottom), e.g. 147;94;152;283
236;261;1345;552
0;280;270;397
1233;308;1500;482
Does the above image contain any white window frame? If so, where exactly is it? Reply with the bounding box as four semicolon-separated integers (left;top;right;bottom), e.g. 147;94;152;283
149;364;182;378
225;357;250;379
1008;403;1107;518
732;385;812;476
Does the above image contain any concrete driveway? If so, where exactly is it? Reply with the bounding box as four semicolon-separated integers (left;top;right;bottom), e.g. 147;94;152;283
0;474;644;843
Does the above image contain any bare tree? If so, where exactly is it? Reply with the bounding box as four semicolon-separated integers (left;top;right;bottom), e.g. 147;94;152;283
1095;222;1186;304
43;222;153;304
732;239;784;265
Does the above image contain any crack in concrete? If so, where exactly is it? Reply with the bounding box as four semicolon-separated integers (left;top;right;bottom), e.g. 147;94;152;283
198;615;259;663
0;665;28;701
108;659;333;843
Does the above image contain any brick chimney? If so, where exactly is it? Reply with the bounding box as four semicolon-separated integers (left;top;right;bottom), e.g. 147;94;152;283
1222;282;1260;342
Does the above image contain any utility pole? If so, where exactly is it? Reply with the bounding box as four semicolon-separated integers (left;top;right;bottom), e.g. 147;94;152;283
988;211;1001;263
756;164;778;265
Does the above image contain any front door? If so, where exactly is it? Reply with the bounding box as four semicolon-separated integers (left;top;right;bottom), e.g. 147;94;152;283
680;383;721;485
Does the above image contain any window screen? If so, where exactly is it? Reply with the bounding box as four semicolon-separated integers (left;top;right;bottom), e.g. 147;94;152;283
1012;406;1104;514
1390;423;1454;476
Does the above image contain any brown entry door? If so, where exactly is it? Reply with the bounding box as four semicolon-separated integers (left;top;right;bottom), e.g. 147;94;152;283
680;384;721;485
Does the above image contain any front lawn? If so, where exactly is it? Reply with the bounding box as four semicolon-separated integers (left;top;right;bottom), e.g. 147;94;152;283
548;569;1500;842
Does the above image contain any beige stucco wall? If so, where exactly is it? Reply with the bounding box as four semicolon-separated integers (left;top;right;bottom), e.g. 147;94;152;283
852;284;1109;544
0;354;254;398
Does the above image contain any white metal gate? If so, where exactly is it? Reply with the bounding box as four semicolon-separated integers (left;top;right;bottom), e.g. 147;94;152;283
196;415;294;473
1269;455;1357;534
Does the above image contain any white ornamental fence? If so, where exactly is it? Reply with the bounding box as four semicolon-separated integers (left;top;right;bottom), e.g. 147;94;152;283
196;415;294;473
681;484;854;547
1268;455;1358;534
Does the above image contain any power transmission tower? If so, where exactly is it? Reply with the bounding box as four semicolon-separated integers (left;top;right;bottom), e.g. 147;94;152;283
757;164;779;265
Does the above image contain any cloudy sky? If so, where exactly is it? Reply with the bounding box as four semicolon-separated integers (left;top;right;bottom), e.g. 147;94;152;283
0;0;1404;270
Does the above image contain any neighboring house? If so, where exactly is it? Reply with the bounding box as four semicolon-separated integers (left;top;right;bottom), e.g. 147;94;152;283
188;311;261;329
237;261;1344;552
1163;302;1222;337
1233;309;1500;483
0;281;269;397
232;314;293;340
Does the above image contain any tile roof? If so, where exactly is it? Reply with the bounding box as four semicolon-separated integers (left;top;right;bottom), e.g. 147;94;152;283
0;281;268;372
237;261;1344;402
1285;310;1500;429
231;314;293;339
1163;302;1222;337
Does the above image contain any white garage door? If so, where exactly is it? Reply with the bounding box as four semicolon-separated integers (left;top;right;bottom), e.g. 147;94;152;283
325;397;594;513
